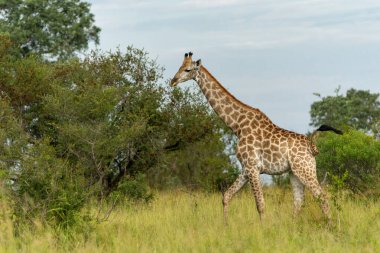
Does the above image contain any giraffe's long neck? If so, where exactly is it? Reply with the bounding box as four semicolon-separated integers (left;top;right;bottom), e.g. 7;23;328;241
195;66;275;135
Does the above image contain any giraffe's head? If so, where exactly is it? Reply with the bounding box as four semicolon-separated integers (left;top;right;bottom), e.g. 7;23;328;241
170;52;202;87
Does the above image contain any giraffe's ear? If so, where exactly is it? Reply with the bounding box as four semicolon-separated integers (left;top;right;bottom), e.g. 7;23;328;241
196;59;202;67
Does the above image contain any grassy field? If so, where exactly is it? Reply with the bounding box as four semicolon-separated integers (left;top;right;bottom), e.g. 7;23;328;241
0;187;379;253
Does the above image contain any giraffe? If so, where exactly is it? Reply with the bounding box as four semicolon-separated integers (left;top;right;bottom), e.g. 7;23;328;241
170;52;342;224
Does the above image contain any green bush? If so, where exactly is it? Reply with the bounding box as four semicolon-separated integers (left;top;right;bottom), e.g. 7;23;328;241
14;139;88;229
0;96;87;230
316;129;380;197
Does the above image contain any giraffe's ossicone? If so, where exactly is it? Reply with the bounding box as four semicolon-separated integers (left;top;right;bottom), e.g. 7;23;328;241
171;52;342;224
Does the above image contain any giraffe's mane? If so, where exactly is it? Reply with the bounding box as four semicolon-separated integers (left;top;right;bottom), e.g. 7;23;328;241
200;66;272;121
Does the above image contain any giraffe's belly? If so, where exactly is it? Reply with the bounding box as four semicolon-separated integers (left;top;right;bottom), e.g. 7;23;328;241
260;156;290;175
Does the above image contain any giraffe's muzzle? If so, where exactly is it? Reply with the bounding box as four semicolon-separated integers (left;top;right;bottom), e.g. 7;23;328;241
170;78;179;87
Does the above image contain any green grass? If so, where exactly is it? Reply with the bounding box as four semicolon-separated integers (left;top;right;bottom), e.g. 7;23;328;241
1;187;379;252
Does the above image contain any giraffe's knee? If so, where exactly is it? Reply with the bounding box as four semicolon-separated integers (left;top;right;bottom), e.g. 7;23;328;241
310;184;323;198
222;192;231;206
294;189;304;203
222;196;227;206
291;181;305;206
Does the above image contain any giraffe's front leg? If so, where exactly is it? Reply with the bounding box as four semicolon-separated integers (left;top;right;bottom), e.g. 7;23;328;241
238;146;265;221
246;168;265;221
222;172;248;225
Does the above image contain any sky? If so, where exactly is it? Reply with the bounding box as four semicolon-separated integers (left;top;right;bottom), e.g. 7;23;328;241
87;0;380;134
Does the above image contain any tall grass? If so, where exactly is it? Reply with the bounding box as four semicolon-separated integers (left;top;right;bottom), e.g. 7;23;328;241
1;187;379;252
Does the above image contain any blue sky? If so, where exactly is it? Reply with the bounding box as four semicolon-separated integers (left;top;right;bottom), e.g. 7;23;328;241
87;0;380;134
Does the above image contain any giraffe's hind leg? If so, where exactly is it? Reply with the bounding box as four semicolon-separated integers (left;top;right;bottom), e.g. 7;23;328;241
222;172;248;225
290;173;305;216
290;156;331;222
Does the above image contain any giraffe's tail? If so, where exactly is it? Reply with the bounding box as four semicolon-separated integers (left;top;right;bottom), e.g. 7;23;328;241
315;125;343;135
309;125;343;156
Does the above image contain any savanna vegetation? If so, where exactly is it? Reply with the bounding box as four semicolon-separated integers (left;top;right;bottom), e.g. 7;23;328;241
0;189;379;252
0;1;379;252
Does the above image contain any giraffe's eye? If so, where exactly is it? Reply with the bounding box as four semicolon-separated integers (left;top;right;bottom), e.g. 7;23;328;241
184;69;191;72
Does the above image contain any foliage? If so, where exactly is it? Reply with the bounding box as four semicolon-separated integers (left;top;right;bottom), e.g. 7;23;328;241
316;129;380;197
310;88;380;138
161;132;239;191
0;37;53;124
0;0;100;59
112;173;153;203
0;97;27;173
149;87;239;191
